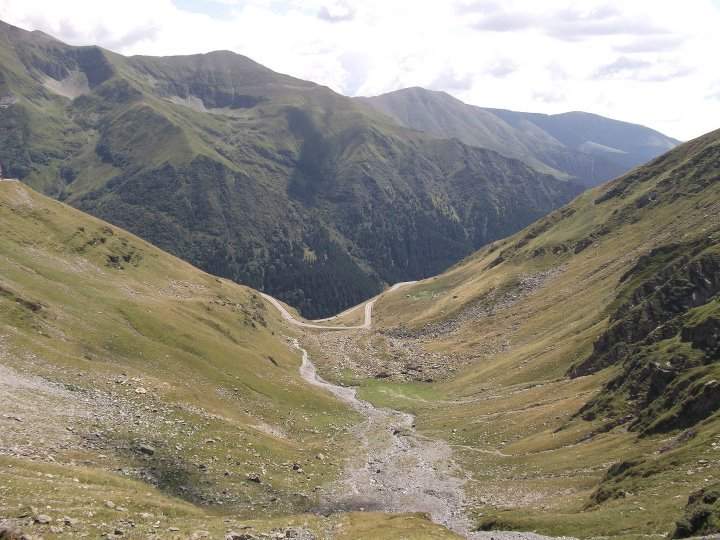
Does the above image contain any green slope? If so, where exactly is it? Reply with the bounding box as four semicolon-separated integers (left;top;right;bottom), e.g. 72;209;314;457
332;128;720;538
0;20;583;318
0;180;462;539
363;87;679;187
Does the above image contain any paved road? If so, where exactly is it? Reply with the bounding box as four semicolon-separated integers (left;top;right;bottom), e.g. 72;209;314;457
260;281;416;330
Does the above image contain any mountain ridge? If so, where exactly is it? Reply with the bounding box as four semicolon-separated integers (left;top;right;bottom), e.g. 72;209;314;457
0;19;583;317
362;86;679;187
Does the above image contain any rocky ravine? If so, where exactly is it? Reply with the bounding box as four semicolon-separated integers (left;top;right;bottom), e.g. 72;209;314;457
267;290;575;540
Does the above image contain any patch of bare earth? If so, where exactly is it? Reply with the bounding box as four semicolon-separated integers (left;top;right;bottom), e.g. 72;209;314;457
308;267;565;384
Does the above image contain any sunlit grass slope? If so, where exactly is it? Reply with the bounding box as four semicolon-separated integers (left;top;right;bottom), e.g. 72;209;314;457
0;181;453;539
363;129;720;538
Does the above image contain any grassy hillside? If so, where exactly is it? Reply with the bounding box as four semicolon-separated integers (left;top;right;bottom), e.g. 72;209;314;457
363;87;679;187
0;181;460;539
0;20;581;318
314;129;720;538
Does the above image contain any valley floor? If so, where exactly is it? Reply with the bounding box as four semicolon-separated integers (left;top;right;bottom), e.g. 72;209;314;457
293;265;720;539
264;288;575;540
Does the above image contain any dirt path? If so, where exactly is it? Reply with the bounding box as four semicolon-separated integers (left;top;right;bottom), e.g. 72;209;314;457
260;281;415;330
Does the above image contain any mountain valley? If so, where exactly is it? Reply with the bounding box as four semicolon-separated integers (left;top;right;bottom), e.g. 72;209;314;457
1;13;718;540
0;20;677;318
308;127;720;537
1;125;718;540
0;180;464;539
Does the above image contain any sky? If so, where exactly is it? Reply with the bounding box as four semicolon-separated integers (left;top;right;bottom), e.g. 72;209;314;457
1;0;719;140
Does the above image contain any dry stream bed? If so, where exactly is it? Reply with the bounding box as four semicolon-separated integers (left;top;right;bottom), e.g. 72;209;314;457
284;301;572;540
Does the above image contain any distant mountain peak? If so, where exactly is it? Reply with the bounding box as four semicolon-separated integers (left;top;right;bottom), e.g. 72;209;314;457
363;88;679;186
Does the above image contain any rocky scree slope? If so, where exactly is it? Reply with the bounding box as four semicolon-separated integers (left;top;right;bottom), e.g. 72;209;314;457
0;20;581;318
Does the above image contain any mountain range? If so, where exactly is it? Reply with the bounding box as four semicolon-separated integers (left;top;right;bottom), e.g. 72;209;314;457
1;116;717;540
363;87;680;186
0;18;718;540
0;20;677;317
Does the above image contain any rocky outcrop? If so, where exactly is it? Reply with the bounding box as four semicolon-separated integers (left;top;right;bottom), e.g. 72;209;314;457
572;242;720;377
682;316;720;358
672;483;720;538
571;241;720;434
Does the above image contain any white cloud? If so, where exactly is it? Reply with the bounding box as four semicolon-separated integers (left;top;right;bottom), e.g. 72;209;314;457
0;0;718;140
318;0;355;22
614;35;686;53
593;56;695;83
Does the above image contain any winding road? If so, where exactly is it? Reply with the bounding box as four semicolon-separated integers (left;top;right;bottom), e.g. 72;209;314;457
260;281;416;330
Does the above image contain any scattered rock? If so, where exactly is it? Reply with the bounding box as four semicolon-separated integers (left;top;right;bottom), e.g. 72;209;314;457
33;515;51;525
225;532;254;540
137;444;155;456
246;473;261;483
16;507;35;519
0;527;24;540
281;528;316;539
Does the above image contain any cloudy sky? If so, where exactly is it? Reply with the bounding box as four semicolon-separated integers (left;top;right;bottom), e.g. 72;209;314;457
2;0;719;140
